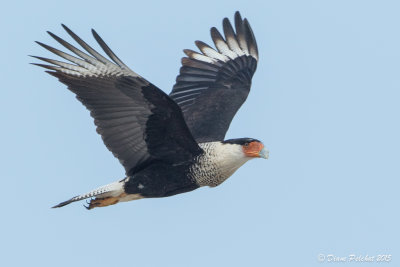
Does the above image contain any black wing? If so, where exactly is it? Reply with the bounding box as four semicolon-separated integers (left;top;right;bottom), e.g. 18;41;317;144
33;25;202;176
169;12;258;143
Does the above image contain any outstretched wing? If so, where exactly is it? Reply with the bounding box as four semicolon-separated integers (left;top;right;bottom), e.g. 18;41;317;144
33;25;202;176
169;12;259;143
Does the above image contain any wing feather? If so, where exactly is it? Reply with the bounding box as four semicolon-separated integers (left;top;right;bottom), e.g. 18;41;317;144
170;11;258;142
34;26;202;175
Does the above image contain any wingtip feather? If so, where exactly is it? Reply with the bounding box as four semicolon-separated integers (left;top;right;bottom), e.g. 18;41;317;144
51;200;71;208
61;24;75;36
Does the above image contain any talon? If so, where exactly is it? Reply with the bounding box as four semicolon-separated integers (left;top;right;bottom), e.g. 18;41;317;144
81;193;140;210
86;196;120;209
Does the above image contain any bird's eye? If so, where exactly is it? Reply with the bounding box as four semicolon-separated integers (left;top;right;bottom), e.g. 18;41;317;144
244;143;249;147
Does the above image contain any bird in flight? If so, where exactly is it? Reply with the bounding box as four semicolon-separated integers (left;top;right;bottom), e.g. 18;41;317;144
33;11;268;209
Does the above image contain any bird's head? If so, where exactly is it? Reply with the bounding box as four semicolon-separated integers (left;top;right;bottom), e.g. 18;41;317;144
222;138;269;159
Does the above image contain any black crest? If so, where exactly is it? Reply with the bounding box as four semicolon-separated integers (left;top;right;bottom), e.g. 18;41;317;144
222;138;261;145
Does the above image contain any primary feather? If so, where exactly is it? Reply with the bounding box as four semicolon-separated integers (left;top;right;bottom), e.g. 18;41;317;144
170;12;258;142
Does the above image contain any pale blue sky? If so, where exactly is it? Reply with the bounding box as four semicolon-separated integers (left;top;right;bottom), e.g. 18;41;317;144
1;0;399;266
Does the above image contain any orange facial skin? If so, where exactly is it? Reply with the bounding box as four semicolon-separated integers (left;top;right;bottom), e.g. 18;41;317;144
242;141;264;157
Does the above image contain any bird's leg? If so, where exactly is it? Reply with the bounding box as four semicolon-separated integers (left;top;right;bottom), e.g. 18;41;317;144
87;196;120;209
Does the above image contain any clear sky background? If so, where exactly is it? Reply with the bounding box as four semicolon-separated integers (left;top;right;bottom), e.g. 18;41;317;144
1;0;399;266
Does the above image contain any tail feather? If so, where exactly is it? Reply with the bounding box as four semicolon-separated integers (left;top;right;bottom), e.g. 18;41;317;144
52;178;126;208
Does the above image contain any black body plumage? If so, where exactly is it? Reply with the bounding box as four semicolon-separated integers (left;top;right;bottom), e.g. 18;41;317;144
124;162;199;198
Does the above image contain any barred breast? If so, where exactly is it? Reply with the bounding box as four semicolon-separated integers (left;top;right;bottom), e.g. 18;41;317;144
190;142;251;187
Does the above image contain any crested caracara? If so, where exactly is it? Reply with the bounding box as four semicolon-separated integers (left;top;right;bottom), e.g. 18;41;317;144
33;11;269;209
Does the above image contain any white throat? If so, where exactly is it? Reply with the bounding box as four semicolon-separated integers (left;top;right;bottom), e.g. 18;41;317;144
192;142;252;187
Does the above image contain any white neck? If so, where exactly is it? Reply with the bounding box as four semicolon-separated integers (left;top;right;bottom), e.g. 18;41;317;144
193;142;252;187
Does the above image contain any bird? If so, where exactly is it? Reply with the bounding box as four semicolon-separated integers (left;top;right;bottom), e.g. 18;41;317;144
32;11;268;209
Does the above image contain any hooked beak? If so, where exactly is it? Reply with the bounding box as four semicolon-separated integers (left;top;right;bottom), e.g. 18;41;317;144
259;147;269;159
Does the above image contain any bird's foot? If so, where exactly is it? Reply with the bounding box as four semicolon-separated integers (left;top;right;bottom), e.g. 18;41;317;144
86;196;119;210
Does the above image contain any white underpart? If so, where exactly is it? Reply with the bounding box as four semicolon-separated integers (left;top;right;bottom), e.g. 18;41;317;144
192;142;252;187
119;193;142;202
68;179;126;203
64;177;143;205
